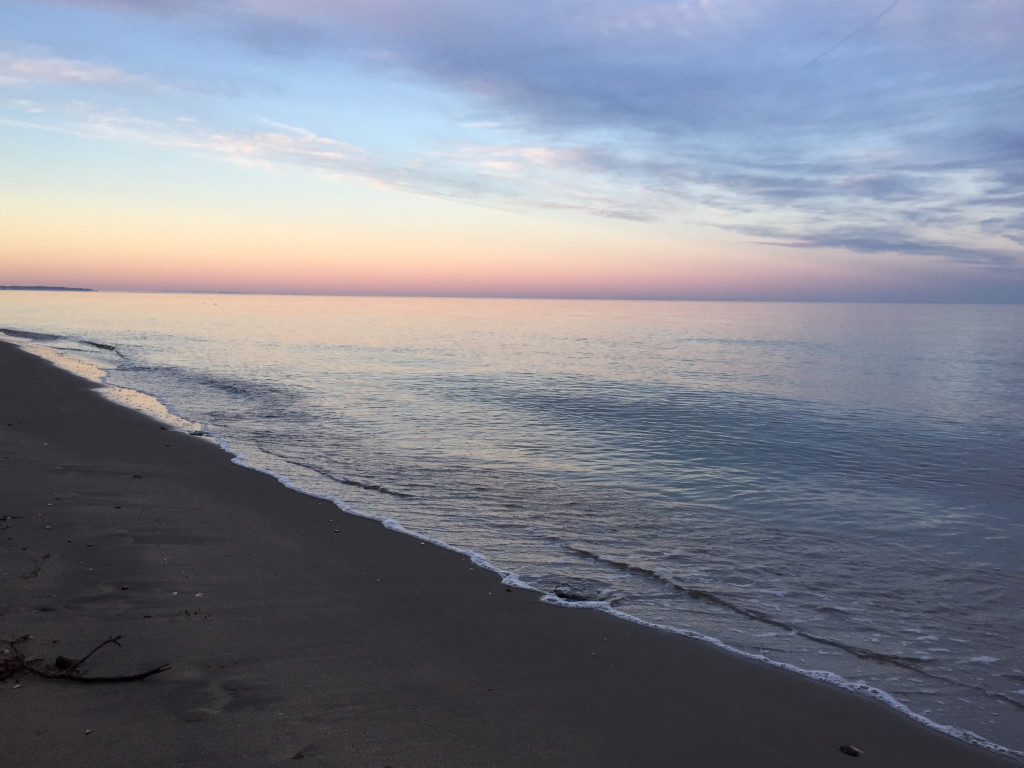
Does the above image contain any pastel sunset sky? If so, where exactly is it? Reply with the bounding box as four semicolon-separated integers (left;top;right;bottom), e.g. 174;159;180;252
2;0;1022;301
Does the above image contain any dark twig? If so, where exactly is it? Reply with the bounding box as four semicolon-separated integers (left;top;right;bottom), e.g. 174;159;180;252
25;663;172;683
68;635;122;673
1;635;169;683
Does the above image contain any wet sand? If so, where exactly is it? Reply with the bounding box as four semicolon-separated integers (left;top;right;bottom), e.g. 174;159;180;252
1;339;1017;767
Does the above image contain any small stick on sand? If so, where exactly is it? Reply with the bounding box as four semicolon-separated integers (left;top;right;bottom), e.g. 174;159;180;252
2;635;170;684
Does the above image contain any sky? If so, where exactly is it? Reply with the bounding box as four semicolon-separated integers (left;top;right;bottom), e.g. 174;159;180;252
1;0;1022;301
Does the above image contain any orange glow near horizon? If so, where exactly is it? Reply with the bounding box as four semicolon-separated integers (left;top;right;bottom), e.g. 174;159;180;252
1;124;1016;304
2;228;908;301
3;175;789;298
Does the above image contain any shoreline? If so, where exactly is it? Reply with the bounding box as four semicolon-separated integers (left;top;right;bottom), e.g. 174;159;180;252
14;331;1024;758
1;338;1018;767
142;433;1024;761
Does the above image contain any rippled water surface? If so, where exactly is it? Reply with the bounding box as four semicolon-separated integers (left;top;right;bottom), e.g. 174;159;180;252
3;292;1023;754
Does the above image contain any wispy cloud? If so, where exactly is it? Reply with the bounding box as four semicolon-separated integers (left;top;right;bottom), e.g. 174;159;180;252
0;50;147;87
1;99;662;220
10;0;1024;275
749;227;1022;267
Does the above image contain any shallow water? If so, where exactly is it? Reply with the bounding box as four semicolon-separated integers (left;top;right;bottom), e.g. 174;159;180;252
3;292;1022;755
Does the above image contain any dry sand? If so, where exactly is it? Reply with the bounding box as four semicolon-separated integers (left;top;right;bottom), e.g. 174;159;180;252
1;339;1017;767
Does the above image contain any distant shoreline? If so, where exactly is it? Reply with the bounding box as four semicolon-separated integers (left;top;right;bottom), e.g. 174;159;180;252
0;286;95;292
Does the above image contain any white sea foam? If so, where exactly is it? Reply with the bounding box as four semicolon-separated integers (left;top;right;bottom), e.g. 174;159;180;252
4;334;204;434
18;341;106;382
100;386;204;433
539;593;1024;762
208;435;540;593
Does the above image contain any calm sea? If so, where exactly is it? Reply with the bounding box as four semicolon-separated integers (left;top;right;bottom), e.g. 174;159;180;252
3;292;1022;755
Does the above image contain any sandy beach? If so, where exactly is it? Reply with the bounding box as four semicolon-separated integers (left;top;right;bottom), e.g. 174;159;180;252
1;338;1016;768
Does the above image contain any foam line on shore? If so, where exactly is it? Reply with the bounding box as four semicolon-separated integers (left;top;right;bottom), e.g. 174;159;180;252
17;340;107;382
2;332;206;434
540;594;1023;761
150;426;1024;760
208;431;538;593
204;430;1024;760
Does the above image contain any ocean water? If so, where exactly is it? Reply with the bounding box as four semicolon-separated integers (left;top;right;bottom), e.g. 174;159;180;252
2;292;1023;756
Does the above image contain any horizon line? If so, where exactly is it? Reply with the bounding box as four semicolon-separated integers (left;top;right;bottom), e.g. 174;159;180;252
5;286;1022;305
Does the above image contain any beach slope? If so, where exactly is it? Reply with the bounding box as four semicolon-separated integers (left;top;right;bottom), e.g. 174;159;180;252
0;340;1015;767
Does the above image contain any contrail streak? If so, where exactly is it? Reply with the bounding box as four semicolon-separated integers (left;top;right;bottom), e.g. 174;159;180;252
805;0;901;67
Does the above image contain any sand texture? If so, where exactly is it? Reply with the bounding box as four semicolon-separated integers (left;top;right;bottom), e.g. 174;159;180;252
1;340;1016;767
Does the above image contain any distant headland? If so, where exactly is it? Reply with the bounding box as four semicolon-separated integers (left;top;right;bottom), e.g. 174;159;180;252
0;286;96;292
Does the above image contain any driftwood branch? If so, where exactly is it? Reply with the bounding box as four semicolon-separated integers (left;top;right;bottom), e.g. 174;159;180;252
67;635;122;673
1;635;170;684
26;663;172;683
